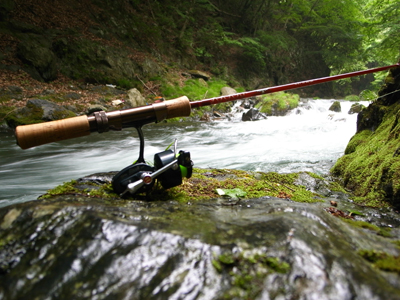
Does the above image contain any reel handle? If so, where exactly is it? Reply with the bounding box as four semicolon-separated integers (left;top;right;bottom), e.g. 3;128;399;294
121;158;179;196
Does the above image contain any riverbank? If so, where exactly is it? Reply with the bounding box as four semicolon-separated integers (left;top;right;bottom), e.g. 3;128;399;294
0;69;132;127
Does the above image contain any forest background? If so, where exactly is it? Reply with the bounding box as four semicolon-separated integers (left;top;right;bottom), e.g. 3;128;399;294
0;0;399;101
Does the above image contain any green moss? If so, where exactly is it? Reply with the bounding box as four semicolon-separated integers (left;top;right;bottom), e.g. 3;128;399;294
331;102;400;207
218;252;236;265
0;233;15;249
358;249;400;274
42;168;326;204
340;218;392;237
84;183;120;199
344;130;373;155
341;218;381;231
261;256;290;273
212;259;223;273
0;105;16;123
328;180;347;193
40;179;120;200
0;95;13;103
214;250;290;299
392;240;400;248
160;78;231;101
255;91;299;115
39;180;80;199
161;169;323;203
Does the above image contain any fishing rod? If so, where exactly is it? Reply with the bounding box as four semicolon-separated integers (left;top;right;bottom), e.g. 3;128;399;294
15;63;399;150
14;63;400;197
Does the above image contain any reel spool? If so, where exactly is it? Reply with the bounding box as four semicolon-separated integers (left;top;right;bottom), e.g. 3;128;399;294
112;126;193;197
154;149;193;189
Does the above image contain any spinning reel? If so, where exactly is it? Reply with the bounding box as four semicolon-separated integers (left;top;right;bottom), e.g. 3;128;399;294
112;126;193;197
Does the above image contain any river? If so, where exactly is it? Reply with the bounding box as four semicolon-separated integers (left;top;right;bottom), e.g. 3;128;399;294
0;99;367;208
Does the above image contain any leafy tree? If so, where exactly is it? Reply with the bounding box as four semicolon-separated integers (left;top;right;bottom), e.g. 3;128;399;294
363;0;400;64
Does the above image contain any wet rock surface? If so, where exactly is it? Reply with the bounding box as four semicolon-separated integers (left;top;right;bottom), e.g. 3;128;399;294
328;101;341;112
1;173;400;299
242;108;267;122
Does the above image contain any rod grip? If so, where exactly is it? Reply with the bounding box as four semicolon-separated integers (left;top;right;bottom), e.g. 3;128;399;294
15;115;91;149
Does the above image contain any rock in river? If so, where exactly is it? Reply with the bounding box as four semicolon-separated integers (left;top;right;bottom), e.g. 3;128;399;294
0;171;400;299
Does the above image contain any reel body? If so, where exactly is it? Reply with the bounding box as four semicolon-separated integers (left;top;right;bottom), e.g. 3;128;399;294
112;163;155;195
112;126;193;197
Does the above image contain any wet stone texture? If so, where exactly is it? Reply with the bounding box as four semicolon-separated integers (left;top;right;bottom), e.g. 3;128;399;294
1;173;400;299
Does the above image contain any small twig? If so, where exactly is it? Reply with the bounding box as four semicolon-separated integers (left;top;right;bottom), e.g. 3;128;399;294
282;183;295;192
136;74;157;96
264;181;278;191
0;107;19;123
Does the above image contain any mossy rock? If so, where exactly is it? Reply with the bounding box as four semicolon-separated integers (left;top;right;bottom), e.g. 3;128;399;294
331;101;400;207
329;101;341;112
254;92;299;116
332;65;400;208
41;168;328;204
5;98;76;127
1;171;400;300
348;102;365;114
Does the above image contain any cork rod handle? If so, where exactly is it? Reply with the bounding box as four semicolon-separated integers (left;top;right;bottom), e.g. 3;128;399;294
15;115;91;150
15;96;192;150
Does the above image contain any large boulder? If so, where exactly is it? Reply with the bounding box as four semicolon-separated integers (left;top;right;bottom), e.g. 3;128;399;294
220;86;237;96
6;99;76;127
0;170;399;300
126;88;147;108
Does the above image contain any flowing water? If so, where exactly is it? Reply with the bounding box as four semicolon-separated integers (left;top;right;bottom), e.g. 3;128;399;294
0;99;368;208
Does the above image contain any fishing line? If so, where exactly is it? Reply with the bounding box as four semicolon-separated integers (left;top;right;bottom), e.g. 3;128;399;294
372;88;400;102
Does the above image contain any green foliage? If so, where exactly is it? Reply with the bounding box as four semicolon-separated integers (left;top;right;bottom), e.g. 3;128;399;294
364;0;400;64
237;36;267;69
216;188;247;200
344;95;360;101
359;89;378;101
116;78;134;89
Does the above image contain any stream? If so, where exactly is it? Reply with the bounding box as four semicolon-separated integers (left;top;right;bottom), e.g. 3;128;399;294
0;99;367;208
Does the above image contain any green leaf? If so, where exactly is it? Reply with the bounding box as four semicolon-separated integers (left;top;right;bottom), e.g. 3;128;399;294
216;188;247;200
347;209;365;217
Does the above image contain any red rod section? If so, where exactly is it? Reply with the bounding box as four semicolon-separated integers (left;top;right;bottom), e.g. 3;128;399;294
190;63;400;109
